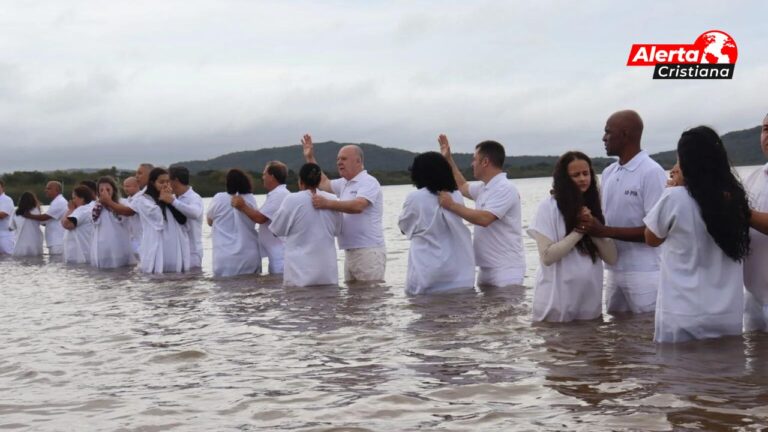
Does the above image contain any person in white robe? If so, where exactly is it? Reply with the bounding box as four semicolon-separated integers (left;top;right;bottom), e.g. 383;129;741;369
206;168;262;277
22;181;68;255
527;152;617;322
91;177;135;268
11;192;44;257
0;180;15;255
122;177;143;257
269;163;342;287
128;168;191;274
644;126;749;343
169;166;204;269
399;152;475;295
62;186;96;264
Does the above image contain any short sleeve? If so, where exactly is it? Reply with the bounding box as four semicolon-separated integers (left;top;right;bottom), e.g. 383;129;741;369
527;197;559;243
642;166;667;215
643;187;676;239
0;197;13;216
71;205;91;225
398;192;422;239
330;178;345;197
467;181;483;200
46;198;67;219
355;176;381;204
205;193;225;221
259;193;282;220
268;196;293;238
483;184;517;219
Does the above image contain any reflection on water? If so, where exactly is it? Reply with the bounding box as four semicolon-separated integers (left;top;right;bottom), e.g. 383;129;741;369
2;170;768;430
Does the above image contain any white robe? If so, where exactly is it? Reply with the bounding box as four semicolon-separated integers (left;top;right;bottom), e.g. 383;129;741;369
11;209;44;257
173;188;204;268
398;188;475;295
124;194;143;256
63;202;95;264
269;190;342;287
207;192;262;277
130;195;191;274
91;200;135;268
0;193;15;254
43;194;68;254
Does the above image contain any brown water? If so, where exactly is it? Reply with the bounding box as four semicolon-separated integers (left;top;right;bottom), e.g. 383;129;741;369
2;172;768;431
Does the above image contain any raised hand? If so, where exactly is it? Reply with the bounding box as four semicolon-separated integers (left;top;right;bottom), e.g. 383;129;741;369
437;191;455;209
302;134;315;162
159;185;175;204
99;188;114;206
231;195;246;210
438;134;452;160
311;192;329;209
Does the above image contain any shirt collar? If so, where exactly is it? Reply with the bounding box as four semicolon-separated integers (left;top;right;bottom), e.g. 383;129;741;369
348;170;368;183
484;172;508;188
619;150;649;172
268;184;288;196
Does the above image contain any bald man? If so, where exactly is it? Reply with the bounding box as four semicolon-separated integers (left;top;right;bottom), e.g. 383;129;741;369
122;176;143;256
583;110;666;314
0;179;15;254
23;181;69;255
302;135;386;282
135;163;153;192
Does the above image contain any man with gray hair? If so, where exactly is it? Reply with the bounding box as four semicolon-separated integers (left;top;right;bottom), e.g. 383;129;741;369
301;135;386;282
0;179;15;254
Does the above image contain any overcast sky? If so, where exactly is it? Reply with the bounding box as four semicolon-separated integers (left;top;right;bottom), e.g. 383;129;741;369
1;1;766;172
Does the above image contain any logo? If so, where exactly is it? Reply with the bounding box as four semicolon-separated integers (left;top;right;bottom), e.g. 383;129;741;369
627;30;737;79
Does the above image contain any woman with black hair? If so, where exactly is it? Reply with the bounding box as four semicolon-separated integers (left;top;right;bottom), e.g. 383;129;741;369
62;185;96;264
206;169;261;277
527;151;617;322
270;163;342;287
91;176;135;268
398;152;475;295
130;167;190;273
644;126;750;343
11;191;44;257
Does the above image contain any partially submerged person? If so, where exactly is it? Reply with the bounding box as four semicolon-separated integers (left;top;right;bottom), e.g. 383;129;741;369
62;185;96;264
206;169;262;277
399;152;475;295
269;163;342;287
169;166;204;269
644;126;749;343
23;181;68;255
91;176;134;268
122;176;143;256
527;151;617;322
11;191;44;257
0;179;15;255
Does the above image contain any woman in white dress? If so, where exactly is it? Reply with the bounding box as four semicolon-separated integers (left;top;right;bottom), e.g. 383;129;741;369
644;126;750;343
91;176;135;268
130;167;191;274
398;151;475;295
206;168;262;277
527;151;617;322
269;163;342;287
62;185;96;264
11;191;44;257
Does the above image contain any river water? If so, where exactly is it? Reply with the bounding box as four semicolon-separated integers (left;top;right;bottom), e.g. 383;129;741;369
2;167;768;431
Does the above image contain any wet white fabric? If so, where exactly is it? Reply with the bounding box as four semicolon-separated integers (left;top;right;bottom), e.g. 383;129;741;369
11;210;44;257
528;196;603;322
330;170;385;250
467;173;525;284
398;188;475;295
90;200;135;268
644;186;743;343
744;289;768;332
130;195;191;274
605;270;659;314
269;190;342;287
173;187;204;268
63;202;95;264
343;246;386;282
0;193;15;254
44;194;68;254
207;192;262;277
743;164;768;311
258;184;290;274
124;194;143;256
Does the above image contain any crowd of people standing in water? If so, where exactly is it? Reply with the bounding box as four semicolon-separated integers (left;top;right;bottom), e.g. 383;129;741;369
2;109;768;344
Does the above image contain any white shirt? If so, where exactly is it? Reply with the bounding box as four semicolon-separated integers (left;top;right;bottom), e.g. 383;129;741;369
258;184;290;267
644;187;743;343
330;170;385;250
130;194;191;274
207;192;262;277
0;193;14;239
467;173;525;275
91;199;135;268
742;163;768;304
269;190;342;287
125;194;143;254
398;188;475;295
63;201;95;264
173;187;204;268
528;196;603;322
601;150;666;272
44;194;68;249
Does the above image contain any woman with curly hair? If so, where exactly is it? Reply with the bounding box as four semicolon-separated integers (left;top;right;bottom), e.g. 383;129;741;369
527;151;617;322
644;126;750;343
11;191;44;257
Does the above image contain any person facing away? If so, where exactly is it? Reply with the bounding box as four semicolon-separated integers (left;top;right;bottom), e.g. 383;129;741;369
0;179;15;255
584;110;667;315
301;135;386;283
129;167;191;274
169;166;204;269
61;185;96;264
232;161;291;275
398;152;475;295
527;152;617;322
11;191;44;257
91;176;135;268
206;169;262;277
269;163;342;287
644;126;750;343
437;135;526;288
122;176;143;256
22;181;68;255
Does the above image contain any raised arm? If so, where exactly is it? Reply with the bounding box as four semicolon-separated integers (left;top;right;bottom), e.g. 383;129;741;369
100;190;136;216
437;191;497;227
172;195;203;220
302;134;332;193
439;134;470;199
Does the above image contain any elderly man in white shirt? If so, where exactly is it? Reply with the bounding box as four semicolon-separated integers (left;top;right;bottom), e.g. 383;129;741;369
582;110;667;314
437;135;526;287
23;181;68;255
301;134;386;282
168;166;204;269
0;179;15;254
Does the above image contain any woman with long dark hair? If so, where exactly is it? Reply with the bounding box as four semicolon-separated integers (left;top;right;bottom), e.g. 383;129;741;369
130;167;190;273
206;169;261;277
91;176;135;268
270;163;342;287
398;152;475;295
62;185;96;264
644;126;749;343
528;151;617;322
11;191;44;256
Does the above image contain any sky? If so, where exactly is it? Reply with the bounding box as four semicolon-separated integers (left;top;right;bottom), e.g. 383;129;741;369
1;0;766;173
